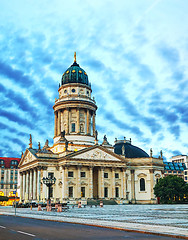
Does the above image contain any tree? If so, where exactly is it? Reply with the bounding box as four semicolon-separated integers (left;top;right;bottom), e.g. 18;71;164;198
154;175;188;203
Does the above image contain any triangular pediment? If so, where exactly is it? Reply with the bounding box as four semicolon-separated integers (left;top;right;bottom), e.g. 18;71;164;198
19;149;37;167
69;146;123;162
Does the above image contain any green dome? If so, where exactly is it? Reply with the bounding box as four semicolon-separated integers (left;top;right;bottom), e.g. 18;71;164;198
61;61;91;87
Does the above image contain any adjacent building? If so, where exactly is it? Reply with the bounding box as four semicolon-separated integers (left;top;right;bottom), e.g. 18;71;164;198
19;54;164;204
0;157;20;199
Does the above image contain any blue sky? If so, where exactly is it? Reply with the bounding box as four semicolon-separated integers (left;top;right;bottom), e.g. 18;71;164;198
0;0;188;160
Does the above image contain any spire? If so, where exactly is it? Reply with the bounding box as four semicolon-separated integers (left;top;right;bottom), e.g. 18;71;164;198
74;52;76;62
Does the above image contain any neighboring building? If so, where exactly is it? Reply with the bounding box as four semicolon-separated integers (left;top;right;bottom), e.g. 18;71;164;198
19;54;164;204
168;155;188;183
163;161;186;180
0;157;20;198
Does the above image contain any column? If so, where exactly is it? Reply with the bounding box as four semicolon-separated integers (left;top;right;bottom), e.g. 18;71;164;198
92;111;96;136
61;110;64;132
67;108;69;134
37;167;41;201
86;109;90;135
64;166;68;199
131;170;135;202
54;111;58;137
20;173;23;202
77;166;81;198
100;167;104;198
26;171;29;201
150;169;155;200
89;166;93;198
29;170;33;200
77;108;80;133
33;168;37;200
111;168;115;198
58;110;61;135
23;172;26;201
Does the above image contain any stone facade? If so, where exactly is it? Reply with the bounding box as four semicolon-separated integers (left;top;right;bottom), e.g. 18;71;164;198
19;54;164;204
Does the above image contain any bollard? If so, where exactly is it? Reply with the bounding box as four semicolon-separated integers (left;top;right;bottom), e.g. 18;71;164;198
38;204;42;211
57;204;62;212
78;201;82;208
100;201;103;208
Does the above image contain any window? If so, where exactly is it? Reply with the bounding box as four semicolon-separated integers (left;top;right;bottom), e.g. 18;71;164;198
10;184;13;189
48;172;54;178
81;172;86;178
1;185;4;189
156;178;159;184
115;173;119;179
71;88;76;93
14;185;17;189
115;187;119;198
185;177;187;180
104;187;108;198
104;173;108;178
68;171;74;177
185;171;187;175
15;171;18;175
81;187;85;197
71;123;75;132
69;186;73;197
140;178;145;191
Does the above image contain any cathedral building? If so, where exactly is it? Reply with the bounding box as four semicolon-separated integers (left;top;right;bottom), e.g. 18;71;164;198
19;54;164;204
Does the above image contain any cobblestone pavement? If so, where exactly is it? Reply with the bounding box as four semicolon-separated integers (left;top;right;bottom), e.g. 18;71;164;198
1;204;188;238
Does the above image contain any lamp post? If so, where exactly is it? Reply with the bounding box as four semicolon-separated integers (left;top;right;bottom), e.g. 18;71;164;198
42;176;56;203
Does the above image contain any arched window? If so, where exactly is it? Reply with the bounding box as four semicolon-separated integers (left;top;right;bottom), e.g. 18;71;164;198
140;178;145;191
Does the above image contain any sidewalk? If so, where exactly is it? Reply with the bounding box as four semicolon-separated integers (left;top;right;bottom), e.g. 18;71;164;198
0;205;188;239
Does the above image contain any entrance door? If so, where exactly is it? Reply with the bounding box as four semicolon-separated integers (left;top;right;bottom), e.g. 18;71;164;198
93;167;98;199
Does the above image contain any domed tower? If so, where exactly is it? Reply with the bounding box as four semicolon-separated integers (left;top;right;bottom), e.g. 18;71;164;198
52;53;97;153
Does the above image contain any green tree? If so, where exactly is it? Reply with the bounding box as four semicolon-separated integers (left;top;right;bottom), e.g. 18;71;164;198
154;175;188;203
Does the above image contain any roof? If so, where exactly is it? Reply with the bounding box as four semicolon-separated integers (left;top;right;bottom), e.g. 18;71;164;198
0;157;20;168
61;61;91;87
114;142;149;158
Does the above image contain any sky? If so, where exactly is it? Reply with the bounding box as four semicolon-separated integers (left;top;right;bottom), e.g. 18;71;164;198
0;0;188;160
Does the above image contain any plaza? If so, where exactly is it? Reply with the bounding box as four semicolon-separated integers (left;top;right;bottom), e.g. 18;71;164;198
0;204;188;238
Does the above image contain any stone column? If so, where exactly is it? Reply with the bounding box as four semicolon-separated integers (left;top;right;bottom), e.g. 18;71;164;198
54;111;58;137
111;168;115;198
86;109;90;135
26;171;29;201
33;168;37;200
37;167;41;201
131;170;135;203
57;110;61;135
64;166;68;199
66;108;69;134
77;108;80;133
100;167;104;198
149;169;155;200
61;110;64;132
89;166;93;198
19;173;23;202
92;111;96;136
29;170;33;200
76;166;81;199
23;172;26;201
42;167;48;200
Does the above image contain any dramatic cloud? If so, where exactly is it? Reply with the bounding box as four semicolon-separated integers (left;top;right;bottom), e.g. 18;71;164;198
0;0;188;159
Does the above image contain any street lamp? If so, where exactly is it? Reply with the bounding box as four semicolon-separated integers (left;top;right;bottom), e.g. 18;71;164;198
42;176;56;202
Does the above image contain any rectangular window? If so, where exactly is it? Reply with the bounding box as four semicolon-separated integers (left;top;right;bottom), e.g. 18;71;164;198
1;185;4;189
115;187;119;198
68;171;74;177
71;123;76;132
104;187;108;198
48;172;54;178
104;173;108;178
185;176;187;180
185;171;187;175
81;172;86;178
115;173;119;178
69;186;73;198
81;187;85;197
10;184;13;189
